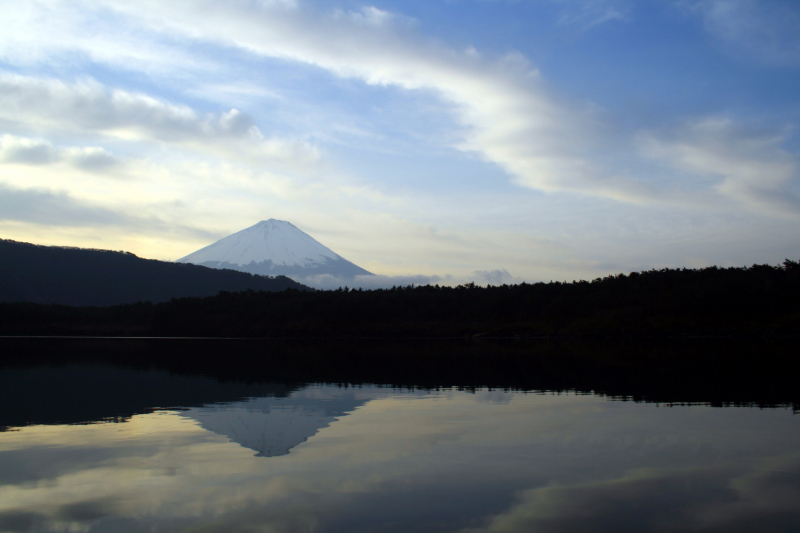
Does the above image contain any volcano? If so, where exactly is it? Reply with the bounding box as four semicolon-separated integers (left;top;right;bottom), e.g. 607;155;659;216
176;219;372;281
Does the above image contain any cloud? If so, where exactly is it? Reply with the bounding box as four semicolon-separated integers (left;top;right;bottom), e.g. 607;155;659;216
0;183;131;227
0;183;219;241
472;269;517;285
552;0;631;28
335;6;412;28
54;497;119;522
0;74;319;165
0;135;59;165
0;0;213;77
0;134;121;171
2;0;792;215
64;146;120;172
639;117;800;217
681;0;800;65
294;273;451;290
292;270;521;290
0;511;42;533
19;0;647;202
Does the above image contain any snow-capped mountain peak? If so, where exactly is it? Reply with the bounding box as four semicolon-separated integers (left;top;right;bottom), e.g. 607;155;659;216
176;219;371;280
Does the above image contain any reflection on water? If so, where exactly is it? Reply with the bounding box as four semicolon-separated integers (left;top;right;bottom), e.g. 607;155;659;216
179;389;374;457
1;376;799;532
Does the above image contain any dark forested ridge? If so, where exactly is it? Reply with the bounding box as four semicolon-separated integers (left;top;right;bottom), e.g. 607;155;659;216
0;239;309;306
2;258;799;337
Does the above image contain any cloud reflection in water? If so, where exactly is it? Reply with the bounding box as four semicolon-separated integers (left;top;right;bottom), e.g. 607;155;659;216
0;386;798;532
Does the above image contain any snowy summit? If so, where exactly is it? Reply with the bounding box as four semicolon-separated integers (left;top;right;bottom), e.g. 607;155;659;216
176;219;372;281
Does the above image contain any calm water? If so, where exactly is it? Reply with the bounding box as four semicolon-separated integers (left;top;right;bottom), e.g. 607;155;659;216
1;340;799;532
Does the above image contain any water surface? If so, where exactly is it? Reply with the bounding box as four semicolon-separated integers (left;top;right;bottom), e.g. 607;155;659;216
0;339;798;532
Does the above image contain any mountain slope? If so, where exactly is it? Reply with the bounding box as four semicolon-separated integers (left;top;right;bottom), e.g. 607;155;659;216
0;239;310;306
176;219;372;280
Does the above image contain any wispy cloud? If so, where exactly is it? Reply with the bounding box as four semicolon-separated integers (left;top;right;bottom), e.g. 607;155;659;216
552;0;631;28
0;182;219;241
680;0;800;65
0;74;319;165
291;269;523;290
640;117;800;218
0;182;136;227
0;134;121;171
472;268;518;285
2;0;792;214
292;273;448;290
8;0;636;201
0;0;211;76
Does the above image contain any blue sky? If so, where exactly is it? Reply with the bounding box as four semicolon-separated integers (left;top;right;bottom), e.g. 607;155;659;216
0;0;798;285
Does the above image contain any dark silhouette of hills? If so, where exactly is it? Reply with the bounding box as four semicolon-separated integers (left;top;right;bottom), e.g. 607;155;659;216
1;243;798;337
0;239;310;306
4;259;799;338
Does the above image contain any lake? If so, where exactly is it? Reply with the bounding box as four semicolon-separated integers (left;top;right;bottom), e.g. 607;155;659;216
1;338;798;532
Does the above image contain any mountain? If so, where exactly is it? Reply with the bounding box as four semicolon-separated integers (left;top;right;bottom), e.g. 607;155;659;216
0;239;309;307
176;219;372;281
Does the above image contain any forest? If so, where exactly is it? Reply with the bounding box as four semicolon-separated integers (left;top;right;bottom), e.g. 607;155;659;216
2;259;798;338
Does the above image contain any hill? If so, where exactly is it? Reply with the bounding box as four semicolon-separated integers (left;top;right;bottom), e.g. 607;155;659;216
0;239;310;306
1;259;798;337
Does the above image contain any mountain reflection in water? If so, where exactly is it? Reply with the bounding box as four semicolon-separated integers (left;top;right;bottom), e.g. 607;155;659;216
0;338;798;532
180;390;373;457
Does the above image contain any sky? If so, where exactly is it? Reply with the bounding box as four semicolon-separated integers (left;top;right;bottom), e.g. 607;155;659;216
0;0;799;285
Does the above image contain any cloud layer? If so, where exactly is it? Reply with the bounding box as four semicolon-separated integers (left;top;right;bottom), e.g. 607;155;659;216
0;74;319;164
0;134;120;171
641;118;800;217
685;0;800;65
